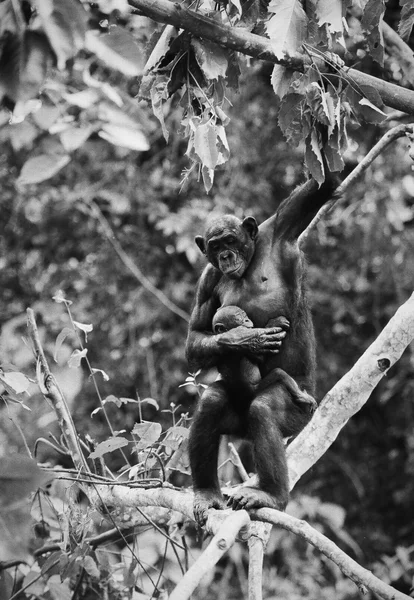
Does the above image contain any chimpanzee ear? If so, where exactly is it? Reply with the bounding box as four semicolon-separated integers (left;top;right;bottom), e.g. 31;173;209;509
214;323;226;334
242;216;258;240
195;235;206;255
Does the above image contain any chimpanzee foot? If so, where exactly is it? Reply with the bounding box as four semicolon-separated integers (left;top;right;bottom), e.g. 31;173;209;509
193;490;227;526
294;391;317;414
227;487;288;512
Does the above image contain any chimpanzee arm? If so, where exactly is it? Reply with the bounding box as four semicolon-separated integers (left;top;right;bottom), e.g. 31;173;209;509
186;265;223;371
186;265;287;371
263;174;340;242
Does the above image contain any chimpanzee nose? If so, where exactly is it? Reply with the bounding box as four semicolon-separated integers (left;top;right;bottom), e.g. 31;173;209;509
221;251;231;259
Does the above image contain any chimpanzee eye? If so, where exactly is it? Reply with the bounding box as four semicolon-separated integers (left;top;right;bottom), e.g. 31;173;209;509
226;236;236;244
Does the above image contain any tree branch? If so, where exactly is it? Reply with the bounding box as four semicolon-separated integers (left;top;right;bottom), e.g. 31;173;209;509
252;508;411;600
299;123;414;245
129;0;414;114
169;510;250;600
26;308;89;473
287;291;414;485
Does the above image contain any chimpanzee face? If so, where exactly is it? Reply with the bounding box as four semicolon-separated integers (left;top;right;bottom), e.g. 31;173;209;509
195;215;258;279
212;305;254;334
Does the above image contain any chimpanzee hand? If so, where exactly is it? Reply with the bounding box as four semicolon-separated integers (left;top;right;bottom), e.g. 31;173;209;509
218;325;286;354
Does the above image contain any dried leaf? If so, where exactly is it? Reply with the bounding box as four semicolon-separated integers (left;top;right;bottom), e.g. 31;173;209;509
68;348;88;368
53;327;74;362
305;130;325;185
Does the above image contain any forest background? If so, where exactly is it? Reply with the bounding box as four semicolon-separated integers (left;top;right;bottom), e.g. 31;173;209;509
0;0;414;598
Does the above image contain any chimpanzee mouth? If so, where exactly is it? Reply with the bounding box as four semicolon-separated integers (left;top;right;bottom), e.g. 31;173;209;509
221;262;244;276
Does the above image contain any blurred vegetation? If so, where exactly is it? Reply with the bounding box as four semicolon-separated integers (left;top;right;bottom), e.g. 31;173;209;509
1;0;414;597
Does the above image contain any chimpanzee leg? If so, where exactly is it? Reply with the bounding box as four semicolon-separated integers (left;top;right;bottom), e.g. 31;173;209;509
189;381;242;524
257;368;317;436
228;393;289;511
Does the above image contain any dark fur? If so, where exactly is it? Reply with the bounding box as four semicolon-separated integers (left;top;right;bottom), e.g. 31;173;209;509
186;175;338;524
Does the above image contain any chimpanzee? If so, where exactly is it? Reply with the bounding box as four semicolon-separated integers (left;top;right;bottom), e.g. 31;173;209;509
186;174;338;525
212;306;315;410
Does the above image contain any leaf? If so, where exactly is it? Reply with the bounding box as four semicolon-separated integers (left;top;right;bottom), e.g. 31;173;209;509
359;97;386;122
305;130;325;185
398;0;414;41
82;556;100;578
17;154;70;184
68;348;88;368
85;26;145;77
140;397;159;410
53;327;73;362
90;368;110;381
361;0;385;65
34;0;88;70
193;122;219;170
98;123;150;151
306;82;331;127
19;31;53;103
59;126;94;152
198;165;213;193
324;127;345;172
22;572;45;596
0;371;30;394
314;0;343;33
144;25;178;73
278;92;306;146
163;426;189;451
46;575;72;600
132;421;162;447
8;121;38;152
32;104;61;129
52;289;72;304
192;39;228;81
150;76;169;142
73;320;93;342
0;456;49;508
266;0;308;59
89;436;129;459
271;65;295;100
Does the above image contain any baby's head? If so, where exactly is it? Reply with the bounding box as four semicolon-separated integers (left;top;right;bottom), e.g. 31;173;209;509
212;305;253;334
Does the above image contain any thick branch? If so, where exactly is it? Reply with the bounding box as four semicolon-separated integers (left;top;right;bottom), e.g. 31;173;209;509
252;508;411;600
169;510;250;600
129;0;414;114
299;124;414;245
287;291;414;485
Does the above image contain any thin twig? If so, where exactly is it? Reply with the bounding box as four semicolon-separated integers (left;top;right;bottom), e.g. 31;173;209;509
87;200;190;323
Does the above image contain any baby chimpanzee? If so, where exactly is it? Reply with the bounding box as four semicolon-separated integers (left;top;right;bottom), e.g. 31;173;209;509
212;306;312;410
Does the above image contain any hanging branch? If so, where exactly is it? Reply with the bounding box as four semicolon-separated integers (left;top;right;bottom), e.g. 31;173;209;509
128;0;414;115
298;123;414;245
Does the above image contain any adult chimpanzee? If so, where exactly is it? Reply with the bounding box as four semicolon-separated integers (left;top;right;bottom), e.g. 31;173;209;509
186;175;338;525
